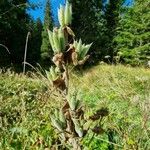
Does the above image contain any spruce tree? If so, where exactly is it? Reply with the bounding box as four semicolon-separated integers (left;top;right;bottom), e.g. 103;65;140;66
115;0;150;65
68;0;104;64
102;0;124;62
40;0;53;65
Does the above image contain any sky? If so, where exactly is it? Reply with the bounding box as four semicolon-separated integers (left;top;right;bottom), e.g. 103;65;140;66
27;0;65;22
28;0;133;22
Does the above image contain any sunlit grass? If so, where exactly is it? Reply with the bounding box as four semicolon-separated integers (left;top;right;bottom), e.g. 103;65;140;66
0;65;150;149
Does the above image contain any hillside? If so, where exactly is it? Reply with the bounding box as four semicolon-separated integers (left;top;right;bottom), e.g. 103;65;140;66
0;65;150;149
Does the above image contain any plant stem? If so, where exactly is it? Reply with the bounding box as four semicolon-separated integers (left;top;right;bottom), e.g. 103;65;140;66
23;32;30;74
62;64;69;95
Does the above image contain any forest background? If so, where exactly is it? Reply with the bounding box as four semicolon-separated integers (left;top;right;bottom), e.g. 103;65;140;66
0;0;149;70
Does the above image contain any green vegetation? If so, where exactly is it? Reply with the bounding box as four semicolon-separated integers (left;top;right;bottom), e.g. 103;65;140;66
69;0;103;63
0;0;30;66
0;0;150;149
41;0;54;65
0;0;149;67
102;0;123;62
0;65;150;149
115;0;150;65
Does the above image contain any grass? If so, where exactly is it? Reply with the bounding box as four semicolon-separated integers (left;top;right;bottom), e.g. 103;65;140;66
72;65;150;149
0;65;150;149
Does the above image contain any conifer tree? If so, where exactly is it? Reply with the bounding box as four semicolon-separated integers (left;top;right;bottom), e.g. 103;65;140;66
68;0;104;64
102;0;124;62
40;0;54;65
115;0;150;65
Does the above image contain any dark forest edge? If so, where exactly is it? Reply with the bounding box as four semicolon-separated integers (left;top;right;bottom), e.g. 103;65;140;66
0;0;150;71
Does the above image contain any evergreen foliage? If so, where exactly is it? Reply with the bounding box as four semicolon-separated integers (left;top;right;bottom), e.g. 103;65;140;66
40;0;54;65
0;0;30;66
115;0;150;65
27;18;43;65
68;0;104;64
102;0;124;62
0;0;149;68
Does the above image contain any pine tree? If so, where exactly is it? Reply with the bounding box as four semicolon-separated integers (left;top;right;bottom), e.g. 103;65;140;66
40;0;53;65
115;0;150;65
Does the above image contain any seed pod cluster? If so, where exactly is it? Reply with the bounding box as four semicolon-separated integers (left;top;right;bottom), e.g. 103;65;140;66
71;39;92;65
50;109;67;132
47;2;108;149
73;39;92;60
68;93;80;111
45;66;61;83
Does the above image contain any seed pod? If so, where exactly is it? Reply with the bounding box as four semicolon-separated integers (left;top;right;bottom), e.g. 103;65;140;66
66;26;75;37
73;41;78;48
69;4;72;24
58;5;65;27
50;66;57;80
69;97;76;111
53;29;61;53
80;43;92;59
69;95;80;111
47;29;55;52
72;119;83;137
58;28;65;52
64;1;70;25
77;39;82;53
59;110;67;129
54;109;59;118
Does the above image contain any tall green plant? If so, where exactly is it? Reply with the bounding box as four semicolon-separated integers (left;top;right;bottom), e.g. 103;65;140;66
46;2;109;149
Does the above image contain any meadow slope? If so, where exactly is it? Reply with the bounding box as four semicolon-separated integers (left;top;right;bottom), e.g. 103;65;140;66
0;65;150;149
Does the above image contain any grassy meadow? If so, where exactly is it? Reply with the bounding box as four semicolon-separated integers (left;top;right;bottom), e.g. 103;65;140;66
0;65;150;149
